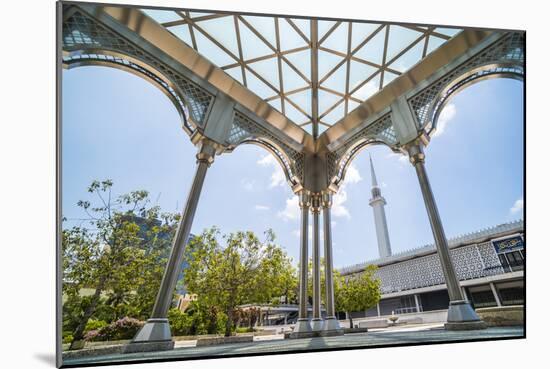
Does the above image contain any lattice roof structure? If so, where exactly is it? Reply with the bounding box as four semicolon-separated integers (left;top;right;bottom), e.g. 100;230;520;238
60;2;524;193
142;8;461;138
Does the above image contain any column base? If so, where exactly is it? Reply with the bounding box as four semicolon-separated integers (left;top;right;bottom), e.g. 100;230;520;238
323;317;342;332
311;318;323;331
123;340;175;354
124;318;175;354
447;300;481;322
293;318;312;333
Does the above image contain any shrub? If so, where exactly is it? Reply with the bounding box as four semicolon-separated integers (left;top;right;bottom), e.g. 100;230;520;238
62;332;74;344
168;308;193;336
84;319;108;333
84;317;144;341
235;327;253;333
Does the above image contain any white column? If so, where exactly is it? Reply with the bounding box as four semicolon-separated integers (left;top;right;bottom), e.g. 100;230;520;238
490;283;502;307
414;294;421;313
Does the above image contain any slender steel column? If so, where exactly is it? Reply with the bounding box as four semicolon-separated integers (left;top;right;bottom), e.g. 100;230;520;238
126;139;217;351
294;190;312;333
311;194;323;330
322;192;341;331
408;144;484;329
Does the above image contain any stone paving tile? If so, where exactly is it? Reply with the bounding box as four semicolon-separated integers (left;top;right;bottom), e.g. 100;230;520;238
63;326;524;366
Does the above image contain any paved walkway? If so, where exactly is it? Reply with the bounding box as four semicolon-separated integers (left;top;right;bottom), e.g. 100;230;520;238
63;326;524;367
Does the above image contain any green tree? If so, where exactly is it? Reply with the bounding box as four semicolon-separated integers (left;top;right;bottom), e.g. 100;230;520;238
334;265;381;328
183;227;297;336
62;180;177;349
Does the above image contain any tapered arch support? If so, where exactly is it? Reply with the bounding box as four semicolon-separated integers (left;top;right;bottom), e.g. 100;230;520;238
63;50;194;134
425;64;524;138
224;110;306;192
328;139;402;191
325;112;402;192
407;31;524;139
225;136;305;192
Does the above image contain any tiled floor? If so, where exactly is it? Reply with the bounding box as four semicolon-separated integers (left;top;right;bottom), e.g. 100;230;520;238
63;326;524;367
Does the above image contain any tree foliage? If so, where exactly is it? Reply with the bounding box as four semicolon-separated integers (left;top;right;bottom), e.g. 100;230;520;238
334;264;381;328
62;180;178;349
183;227;297;336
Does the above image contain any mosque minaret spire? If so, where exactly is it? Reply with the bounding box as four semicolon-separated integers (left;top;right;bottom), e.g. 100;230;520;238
369;155;392;258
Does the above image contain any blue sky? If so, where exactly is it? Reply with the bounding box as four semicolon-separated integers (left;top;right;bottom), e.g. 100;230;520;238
62;66;523;268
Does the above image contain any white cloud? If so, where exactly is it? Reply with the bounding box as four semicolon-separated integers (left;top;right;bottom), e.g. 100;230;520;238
386;152;409;166
332;164;363;219
241;178;255;191
344;164;362;184
510;198;524;215
254;205;270;211
257;154;287;188
278;195;299;221
433;104;457;137
278;165;361;222
333;188;351;219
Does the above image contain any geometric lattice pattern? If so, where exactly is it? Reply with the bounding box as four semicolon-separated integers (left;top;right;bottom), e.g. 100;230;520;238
339;220;523;294
408;32;525;130
142;8;462;137
228;111;305;185
365;239;518;294
63;10;215;130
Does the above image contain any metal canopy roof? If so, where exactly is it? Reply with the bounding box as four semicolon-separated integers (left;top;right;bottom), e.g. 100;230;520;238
141;8;461;139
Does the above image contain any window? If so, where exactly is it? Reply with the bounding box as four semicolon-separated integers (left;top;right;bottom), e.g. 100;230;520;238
498;250;524;272
469;290;497;308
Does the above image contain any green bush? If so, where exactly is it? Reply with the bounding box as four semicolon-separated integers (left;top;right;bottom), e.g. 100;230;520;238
84;317;144;341
235;327;253;333
168;308;193;336
84;319;108;333
62;332;74;344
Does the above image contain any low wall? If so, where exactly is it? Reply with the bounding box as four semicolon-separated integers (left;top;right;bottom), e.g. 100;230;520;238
340;309;448;328
476;305;524;327
196;335;253;346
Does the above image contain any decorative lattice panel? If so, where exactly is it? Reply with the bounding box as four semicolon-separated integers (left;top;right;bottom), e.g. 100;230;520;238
477;241;505;276
354;241;512;294
408;32;524;129
63;10;214;130
327;113;397;185
228;111;305;186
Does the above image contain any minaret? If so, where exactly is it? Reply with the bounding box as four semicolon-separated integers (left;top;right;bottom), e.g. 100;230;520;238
369;155;392;258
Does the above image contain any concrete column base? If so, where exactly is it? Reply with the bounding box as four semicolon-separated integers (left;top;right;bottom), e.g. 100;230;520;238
293;318;312;333
123;318;174;353
323;317;342;332
123;340;175;354
445;300;487;330
447;300;482;323
311;318;324;331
